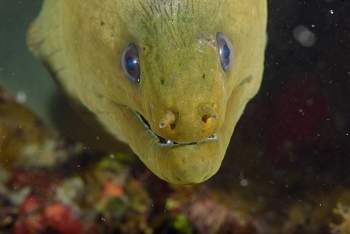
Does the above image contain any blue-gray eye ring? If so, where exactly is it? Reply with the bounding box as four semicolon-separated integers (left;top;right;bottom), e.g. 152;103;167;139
121;43;140;82
217;32;234;71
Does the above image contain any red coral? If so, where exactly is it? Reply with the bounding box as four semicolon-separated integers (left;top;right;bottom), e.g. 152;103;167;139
43;203;83;234
19;196;42;216
7;170;60;197
13;196;45;234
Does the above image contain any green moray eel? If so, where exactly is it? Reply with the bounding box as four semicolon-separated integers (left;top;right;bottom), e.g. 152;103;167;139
27;0;267;184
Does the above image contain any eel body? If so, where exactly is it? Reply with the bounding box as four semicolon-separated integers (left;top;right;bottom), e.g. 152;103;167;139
27;0;267;184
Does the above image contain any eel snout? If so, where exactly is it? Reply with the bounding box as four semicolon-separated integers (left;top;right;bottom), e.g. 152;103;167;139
149;102;222;144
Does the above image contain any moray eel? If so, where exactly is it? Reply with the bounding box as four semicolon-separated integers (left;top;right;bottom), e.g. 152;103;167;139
27;0;267;184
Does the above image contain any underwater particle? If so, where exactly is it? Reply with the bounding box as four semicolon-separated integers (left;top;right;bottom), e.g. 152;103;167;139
258;197;265;203
15;91;26;104
284;140;292;148
240;179;248;186
293;25;315;47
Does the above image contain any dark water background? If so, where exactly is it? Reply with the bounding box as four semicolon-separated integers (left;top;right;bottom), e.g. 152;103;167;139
0;0;55;123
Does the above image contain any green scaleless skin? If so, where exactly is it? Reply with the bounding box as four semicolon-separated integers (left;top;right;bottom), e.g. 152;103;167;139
27;0;267;184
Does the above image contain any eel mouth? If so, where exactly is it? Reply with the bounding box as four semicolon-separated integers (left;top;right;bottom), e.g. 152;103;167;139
136;112;217;146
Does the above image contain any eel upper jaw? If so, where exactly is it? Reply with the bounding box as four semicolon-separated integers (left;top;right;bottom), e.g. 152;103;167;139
135;111;218;146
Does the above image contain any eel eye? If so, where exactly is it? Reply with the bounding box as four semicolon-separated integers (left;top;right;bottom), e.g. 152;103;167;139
217;32;234;72
121;43;140;82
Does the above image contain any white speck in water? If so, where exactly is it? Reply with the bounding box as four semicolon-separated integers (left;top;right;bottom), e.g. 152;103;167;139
330;10;334;14
96;136;99;140
240;179;248;186
306;99;314;106
311;24;315;28
293;25;316;47
284;140;292;148
101;217;105;222
110;154;115;159
15;91;26;104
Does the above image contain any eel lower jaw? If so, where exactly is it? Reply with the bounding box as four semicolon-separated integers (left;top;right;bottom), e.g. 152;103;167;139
135;111;218;146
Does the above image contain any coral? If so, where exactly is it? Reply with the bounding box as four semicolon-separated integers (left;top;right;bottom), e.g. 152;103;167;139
330;203;350;234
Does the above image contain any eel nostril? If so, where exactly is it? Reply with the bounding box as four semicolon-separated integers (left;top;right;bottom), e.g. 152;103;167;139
159;110;176;129
199;104;218;124
202;116;209;123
